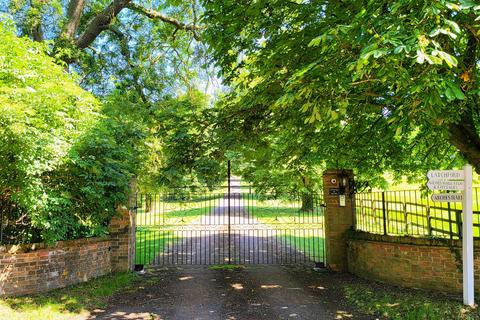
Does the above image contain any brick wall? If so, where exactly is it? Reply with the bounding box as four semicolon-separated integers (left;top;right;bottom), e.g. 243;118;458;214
0;238;112;296
347;231;480;293
0;207;134;296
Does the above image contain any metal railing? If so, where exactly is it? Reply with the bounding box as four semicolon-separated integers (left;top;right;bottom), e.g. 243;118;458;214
134;191;325;266
354;188;480;239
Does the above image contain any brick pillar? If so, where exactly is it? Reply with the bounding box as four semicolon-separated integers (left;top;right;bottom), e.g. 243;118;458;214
109;205;135;272
323;169;355;272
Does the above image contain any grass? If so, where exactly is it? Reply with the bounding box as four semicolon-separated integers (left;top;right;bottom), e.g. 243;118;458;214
135;229;179;265
135;206;209;265
282;233;325;260
0;272;138;320
345;283;480;320
136;205;216;226
209;264;245;270
355;188;480;238
249;206;322;224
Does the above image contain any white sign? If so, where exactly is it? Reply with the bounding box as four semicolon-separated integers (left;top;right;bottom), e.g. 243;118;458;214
427;170;464;180
427;179;464;191
339;194;346;207
431;193;464;202
427;166;473;306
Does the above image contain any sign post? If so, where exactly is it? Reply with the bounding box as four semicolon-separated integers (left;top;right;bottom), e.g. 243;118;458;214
463;165;474;306
427;165;474;306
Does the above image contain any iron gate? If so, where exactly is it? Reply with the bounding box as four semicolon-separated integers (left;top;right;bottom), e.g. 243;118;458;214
134;184;325;266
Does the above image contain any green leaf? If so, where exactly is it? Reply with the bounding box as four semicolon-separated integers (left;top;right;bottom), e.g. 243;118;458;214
438;51;458;67
449;83;466;100
445;87;455;100
460;0;477;9
395;126;402;137
444;19;461;34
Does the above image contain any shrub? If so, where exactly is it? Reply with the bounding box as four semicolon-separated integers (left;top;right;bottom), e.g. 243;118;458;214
0;24;144;243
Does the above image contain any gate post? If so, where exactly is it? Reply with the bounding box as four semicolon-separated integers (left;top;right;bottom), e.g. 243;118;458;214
322;169;355;272
109;180;136;272
109;207;135;272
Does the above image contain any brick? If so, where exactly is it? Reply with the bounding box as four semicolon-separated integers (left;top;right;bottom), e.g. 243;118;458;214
347;235;480;294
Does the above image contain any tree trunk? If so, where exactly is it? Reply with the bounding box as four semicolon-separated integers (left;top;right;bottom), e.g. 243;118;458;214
64;0;86;39
447;28;480;173
300;192;314;212
448;110;480;173
32;22;43;42
300;176;314;212
75;0;131;49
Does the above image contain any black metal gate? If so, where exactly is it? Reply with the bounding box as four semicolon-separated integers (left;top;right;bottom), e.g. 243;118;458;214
134;181;325;266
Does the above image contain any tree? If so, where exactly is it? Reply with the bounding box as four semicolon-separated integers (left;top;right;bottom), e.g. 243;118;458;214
4;0;206;101
0;3;223;244
203;0;480;176
139;90;224;191
0;23;99;242
214;92;324;209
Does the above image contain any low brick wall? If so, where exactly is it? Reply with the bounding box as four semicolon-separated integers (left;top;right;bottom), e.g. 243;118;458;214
347;231;480;293
0;207;134;296
0;237;112;296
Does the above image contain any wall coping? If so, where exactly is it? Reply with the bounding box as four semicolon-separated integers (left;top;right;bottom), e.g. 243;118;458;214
0;236;110;254
347;230;480;249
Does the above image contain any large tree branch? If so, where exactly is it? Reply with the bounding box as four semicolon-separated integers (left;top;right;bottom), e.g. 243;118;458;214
108;27;148;103
75;0;131;49
64;0;86;39
126;2;203;40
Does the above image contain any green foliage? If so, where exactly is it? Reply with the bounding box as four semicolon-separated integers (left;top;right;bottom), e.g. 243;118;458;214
0;23;101;242
212;79;326;192
203;0;480;183
41;93;148;242
345;283;479;319
0;25;144;243
139;90;224;191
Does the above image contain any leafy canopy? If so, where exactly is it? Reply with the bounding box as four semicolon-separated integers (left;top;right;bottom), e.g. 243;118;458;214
203;0;480;183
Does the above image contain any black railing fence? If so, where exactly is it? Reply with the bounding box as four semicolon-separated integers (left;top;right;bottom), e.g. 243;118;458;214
354;188;480;239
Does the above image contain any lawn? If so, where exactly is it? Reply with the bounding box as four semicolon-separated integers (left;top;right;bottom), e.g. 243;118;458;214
355;187;480;238
135;229;179;265
135;193;224;226
345;282;480;320
0;273;137;320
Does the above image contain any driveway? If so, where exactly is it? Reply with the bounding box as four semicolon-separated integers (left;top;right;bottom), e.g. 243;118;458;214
89;265;373;320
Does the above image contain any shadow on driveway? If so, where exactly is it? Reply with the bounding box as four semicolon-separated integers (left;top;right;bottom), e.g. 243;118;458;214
88;265;374;320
